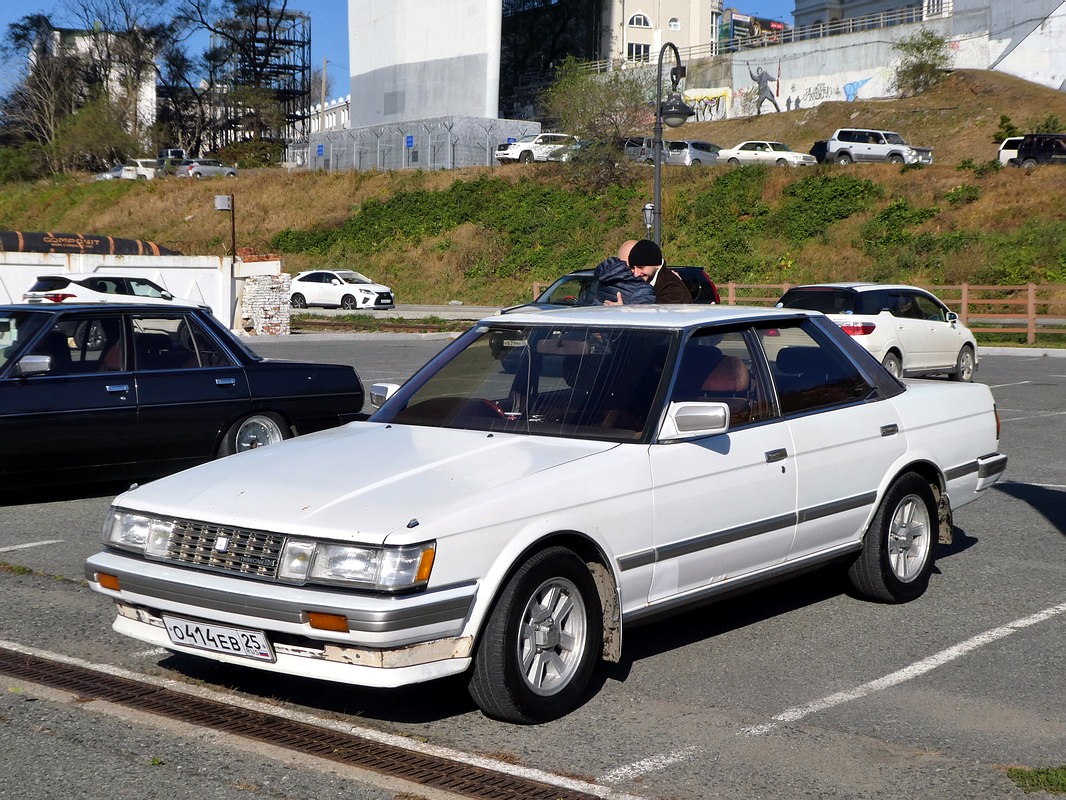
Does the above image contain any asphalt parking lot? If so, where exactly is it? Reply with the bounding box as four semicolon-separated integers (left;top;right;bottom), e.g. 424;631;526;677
0;339;1062;800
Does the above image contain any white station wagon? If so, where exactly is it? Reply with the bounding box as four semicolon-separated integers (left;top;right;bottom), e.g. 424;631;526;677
86;305;1006;723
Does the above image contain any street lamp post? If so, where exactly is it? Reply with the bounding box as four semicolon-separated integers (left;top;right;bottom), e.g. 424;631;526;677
650;42;694;245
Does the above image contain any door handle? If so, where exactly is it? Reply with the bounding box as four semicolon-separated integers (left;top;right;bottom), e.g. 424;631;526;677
881;424;899;436
106;384;129;393
215;377;236;387
765;448;788;463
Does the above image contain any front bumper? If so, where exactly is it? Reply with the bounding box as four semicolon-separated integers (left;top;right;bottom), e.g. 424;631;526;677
85;549;478;686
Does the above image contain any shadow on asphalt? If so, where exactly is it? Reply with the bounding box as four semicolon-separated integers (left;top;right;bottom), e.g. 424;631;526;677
994;480;1066;537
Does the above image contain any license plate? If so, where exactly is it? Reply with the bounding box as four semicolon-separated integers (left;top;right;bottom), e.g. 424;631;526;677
502;339;524;348
162;615;275;662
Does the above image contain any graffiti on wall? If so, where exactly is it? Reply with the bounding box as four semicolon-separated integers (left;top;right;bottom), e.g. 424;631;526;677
683;88;731;122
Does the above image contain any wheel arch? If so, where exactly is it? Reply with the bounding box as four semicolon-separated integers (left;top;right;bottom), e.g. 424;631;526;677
473;530;622;664
878;459;952;545
212;407;297;455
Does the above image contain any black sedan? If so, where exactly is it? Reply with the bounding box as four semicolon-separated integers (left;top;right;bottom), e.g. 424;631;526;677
0;303;364;490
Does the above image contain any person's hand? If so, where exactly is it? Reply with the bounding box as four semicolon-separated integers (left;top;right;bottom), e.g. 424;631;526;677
604;292;624;306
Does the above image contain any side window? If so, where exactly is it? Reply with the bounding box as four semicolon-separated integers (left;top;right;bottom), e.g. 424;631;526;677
760;320;873;416
913;294;945;322
128;279;165;299
131;315;234;370
29;315;125;373
672;329;768;427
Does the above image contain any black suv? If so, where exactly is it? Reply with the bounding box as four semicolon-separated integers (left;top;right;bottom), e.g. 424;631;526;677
1012;133;1066;168
503;266;720;313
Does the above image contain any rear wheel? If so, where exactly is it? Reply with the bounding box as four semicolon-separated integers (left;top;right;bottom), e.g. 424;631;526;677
1021;158;1037;169
218;412;290;457
848;473;937;603
341;294;358;310
691;158;702;166
290;293;307;308
881;351;902;378
469;547;602;723
951;345;975;382
728;157;740;166
835;152;853;165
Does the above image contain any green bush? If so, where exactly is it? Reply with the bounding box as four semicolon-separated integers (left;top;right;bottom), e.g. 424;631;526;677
945;184;980;206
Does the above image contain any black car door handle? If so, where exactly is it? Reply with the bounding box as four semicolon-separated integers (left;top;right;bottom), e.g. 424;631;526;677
106;384;129;394
765;448;788;463
215;378;236;387
881;424;899;436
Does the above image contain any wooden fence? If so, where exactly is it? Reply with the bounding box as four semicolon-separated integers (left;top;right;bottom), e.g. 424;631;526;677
531;282;1066;345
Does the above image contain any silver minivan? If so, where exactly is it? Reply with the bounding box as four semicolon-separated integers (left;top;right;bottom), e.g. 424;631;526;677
664;140;721;166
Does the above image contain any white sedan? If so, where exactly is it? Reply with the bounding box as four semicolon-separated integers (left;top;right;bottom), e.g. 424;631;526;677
288;269;395;310
86;305;1006;724
777;283;979;380
719;140;818;166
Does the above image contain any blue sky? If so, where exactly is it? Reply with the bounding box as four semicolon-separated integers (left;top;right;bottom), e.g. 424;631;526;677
0;1;351;98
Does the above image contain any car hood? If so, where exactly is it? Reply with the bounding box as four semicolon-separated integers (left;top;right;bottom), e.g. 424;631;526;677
116;422;617;544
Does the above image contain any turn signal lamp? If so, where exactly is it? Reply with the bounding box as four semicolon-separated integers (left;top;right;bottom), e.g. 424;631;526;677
97;573;121;591
308;612;349;632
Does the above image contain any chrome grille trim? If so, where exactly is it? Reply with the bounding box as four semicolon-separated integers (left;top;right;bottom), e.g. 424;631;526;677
166;519;284;579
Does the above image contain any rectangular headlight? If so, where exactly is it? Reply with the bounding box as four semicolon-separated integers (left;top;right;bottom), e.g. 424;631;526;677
278;540;435;590
104;509;173;557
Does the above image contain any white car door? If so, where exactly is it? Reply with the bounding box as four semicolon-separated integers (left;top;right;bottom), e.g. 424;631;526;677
648;330;796;603
300;272;333;307
911;292;962;371
763;321;908;560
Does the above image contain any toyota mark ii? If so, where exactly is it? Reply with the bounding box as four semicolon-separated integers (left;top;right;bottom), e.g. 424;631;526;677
85;305;1006;723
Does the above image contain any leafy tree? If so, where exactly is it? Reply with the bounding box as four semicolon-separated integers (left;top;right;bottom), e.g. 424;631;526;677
992;114;1023;143
892;29;951;97
542;57;652;142
52;92;139;171
1029;114;1064;133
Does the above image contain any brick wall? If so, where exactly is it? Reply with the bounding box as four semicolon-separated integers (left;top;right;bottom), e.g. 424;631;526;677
240;274;291;336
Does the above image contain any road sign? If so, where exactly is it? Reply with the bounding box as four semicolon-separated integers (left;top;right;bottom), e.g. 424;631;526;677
406;135;414;148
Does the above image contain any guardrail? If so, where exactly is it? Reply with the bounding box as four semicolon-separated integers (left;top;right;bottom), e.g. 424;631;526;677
530;281;1066;344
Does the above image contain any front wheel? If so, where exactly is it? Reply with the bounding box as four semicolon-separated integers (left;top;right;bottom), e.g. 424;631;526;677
218;412;290;457
340;294;358;310
888;155;905;165
881;351;902;378
518;151;534;164
775;158;788;167
848;473;937;603
951;345;975;382
290;293;307;308
468;547;602;724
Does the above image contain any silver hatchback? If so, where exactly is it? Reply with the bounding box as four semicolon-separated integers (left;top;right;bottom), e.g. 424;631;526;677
175;158;237;178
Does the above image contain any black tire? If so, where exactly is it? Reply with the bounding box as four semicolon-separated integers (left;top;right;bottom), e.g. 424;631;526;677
728;157;740;166
468;547;602;724
888;155;905;165
691;158;701;166
835;152;852;165
218;412;290;457
1021;158;1037;169
848;473;937;603
518;151;533;164
881;351;902;378
775;158;788;167
341;294;357;310
194;172;203;179
290;293;307;308
951;345;975;382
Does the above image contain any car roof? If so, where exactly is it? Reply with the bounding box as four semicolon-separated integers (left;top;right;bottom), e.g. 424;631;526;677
2;302;200;313
487;304;814;329
788;282;932;293
36;272;161;280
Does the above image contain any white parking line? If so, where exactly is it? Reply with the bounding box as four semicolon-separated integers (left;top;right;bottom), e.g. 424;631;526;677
988;381;1032;388
600;746;701;783
743;601;1066;736
0;539;64;553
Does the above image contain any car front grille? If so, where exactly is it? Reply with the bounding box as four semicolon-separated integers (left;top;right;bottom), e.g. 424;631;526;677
166;519;284;579
374;293;394;306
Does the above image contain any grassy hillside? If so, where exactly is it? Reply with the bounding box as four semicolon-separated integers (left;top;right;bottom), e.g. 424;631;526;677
0;70;1063;306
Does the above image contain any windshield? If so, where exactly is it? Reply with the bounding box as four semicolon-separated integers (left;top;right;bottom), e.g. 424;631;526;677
337;271;374;284
885;133;907;145
0;311;48;371
374;324;674;442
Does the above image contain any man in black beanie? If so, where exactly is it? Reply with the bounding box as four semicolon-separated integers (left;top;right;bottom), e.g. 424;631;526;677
627;239;690;304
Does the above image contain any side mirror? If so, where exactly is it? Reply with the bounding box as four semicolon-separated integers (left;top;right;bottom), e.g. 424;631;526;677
14;355;52;377
369;382;400;409
658;401;730;442
161;291;173;300
331;278;341;286
946;311;959;324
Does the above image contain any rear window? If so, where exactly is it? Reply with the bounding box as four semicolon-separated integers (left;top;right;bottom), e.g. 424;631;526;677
27;277;72;292
779;288;891;315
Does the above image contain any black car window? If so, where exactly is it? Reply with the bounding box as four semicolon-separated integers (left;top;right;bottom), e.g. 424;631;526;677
27;277;71;292
778;288;855;314
28;314;125;373
672;329;768;427
913;293;946;322
0;311;47;371
132;314;233;369
759;319;873;416
854;290;890;315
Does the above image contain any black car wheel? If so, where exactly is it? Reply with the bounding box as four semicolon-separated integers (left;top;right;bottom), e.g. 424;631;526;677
951;345;975;382
848;473;937;603
468;547;602;723
518;151;534;164
218;412;290;457
889;155;905;165
836;152;853;165
290;293;307;308
341;294;358;310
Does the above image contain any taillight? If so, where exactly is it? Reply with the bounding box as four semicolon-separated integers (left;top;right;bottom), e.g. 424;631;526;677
839;322;877;336
994;404;1001;440
43;293;77;303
